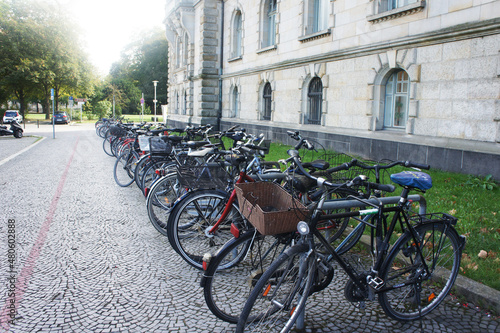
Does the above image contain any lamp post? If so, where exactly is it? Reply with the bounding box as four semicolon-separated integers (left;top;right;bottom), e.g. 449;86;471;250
153;80;159;122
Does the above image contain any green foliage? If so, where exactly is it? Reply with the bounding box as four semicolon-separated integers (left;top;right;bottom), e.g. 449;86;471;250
463;174;498;191
92;100;112;119
0;0;98;117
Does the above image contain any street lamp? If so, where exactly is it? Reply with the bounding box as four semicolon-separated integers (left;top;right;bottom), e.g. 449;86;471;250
153;80;159;122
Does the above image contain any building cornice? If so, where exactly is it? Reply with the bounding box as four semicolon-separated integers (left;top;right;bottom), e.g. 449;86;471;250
222;18;500;79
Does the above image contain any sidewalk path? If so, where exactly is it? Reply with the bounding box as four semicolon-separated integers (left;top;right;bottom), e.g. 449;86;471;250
0;123;498;332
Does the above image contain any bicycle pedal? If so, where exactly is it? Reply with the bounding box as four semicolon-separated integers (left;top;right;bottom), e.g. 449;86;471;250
368;276;384;290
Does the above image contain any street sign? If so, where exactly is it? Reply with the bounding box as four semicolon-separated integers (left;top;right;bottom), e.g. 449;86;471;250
140;98;144;104
51;89;54;100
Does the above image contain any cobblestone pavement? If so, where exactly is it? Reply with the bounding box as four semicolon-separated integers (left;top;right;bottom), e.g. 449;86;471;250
0;123;498;332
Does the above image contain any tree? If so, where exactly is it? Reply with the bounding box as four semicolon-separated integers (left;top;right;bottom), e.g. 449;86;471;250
0;0;98;118
108;28;168;114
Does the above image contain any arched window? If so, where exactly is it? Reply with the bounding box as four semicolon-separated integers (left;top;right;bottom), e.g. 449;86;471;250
262;83;272;120
262;0;277;48
176;37;183;67
175;91;179;114
182;91;187;115
232;10;243;58
307;77;322;125
232;86;239;118
184;34;189;65
383;70;409;129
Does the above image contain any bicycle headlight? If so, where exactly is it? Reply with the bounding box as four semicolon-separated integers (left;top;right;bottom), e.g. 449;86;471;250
297;221;310;235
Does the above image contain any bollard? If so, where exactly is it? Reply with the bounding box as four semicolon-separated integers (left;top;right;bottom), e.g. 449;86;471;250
37;120;39;128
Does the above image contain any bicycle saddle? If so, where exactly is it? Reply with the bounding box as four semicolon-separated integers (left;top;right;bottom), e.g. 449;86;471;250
390;171;432;191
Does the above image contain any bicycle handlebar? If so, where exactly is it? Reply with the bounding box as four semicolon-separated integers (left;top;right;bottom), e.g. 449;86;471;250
286;149;395;193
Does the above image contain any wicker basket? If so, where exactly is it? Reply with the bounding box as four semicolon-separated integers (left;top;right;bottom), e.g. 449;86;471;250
235;182;309;235
177;163;229;190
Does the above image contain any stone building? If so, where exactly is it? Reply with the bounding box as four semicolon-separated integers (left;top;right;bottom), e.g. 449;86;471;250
163;0;500;177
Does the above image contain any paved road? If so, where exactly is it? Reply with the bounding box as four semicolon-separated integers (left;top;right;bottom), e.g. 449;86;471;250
0;123;498;332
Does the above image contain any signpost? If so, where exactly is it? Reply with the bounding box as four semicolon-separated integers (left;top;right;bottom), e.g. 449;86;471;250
69;96;74;122
51;88;55;139
140;94;145;123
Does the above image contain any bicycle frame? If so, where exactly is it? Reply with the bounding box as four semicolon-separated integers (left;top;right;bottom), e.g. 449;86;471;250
306;188;429;297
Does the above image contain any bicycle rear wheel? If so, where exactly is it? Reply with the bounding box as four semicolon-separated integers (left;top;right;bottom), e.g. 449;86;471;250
166;189;247;269
236;243;315;333
202;230;294;323
146;172;186;236
378;221;463;321
113;151;139;187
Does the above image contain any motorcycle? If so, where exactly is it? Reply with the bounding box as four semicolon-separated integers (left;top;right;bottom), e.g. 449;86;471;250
0;120;23;138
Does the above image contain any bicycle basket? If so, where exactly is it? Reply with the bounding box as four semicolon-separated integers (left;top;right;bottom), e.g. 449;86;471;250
109;125;128;137
235;182;309;235
177;162;230;190
149;137;172;155
319;152;364;182
138;135;150;151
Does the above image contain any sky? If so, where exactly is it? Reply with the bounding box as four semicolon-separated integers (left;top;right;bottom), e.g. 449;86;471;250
55;0;167;75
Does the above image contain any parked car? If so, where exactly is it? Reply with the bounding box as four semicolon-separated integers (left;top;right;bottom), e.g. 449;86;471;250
52;111;70;124
2;110;23;124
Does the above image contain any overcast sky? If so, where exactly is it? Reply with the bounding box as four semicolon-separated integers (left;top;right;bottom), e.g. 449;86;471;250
56;0;166;75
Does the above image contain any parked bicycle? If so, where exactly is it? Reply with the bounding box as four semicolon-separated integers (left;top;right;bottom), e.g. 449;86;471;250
236;149;465;331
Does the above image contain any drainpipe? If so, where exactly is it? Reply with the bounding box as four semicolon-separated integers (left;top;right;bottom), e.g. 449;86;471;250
217;0;224;131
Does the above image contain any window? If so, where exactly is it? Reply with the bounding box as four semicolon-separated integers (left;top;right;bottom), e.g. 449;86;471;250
306;77;322;125
383;70;409;129
262;0;277;48
307;0;328;34
378;0;417;13
262;83;272;120
232;11;243;58
175;91;179;114
184;34;189;65
177;37;183;67
232;86;239;118
182;91;187;115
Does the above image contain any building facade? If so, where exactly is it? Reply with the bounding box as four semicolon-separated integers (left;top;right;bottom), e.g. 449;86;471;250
163;0;500;177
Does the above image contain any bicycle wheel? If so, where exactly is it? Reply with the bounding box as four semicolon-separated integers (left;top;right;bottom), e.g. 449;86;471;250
166;189;247;269
378;221;463;321
236;243;315;333
203;230;294;323
146;172;187;236
140;159;175;193
113;151;139;187
103;135;115;156
134;154;151;189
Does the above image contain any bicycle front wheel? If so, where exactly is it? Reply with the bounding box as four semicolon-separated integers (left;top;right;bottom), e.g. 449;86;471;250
203;230;294;323
378;221;463;321
236;243;315;333
166;189;247;269
113;151;139;187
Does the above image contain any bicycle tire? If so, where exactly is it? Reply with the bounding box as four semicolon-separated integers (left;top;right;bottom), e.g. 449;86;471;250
113;151;139;187
203;230;294;323
146;172;186;236
140;159;176;193
378;221;462;321
134;154;151;189
166;189;247;269
236;243;315;333
103;135;115;156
